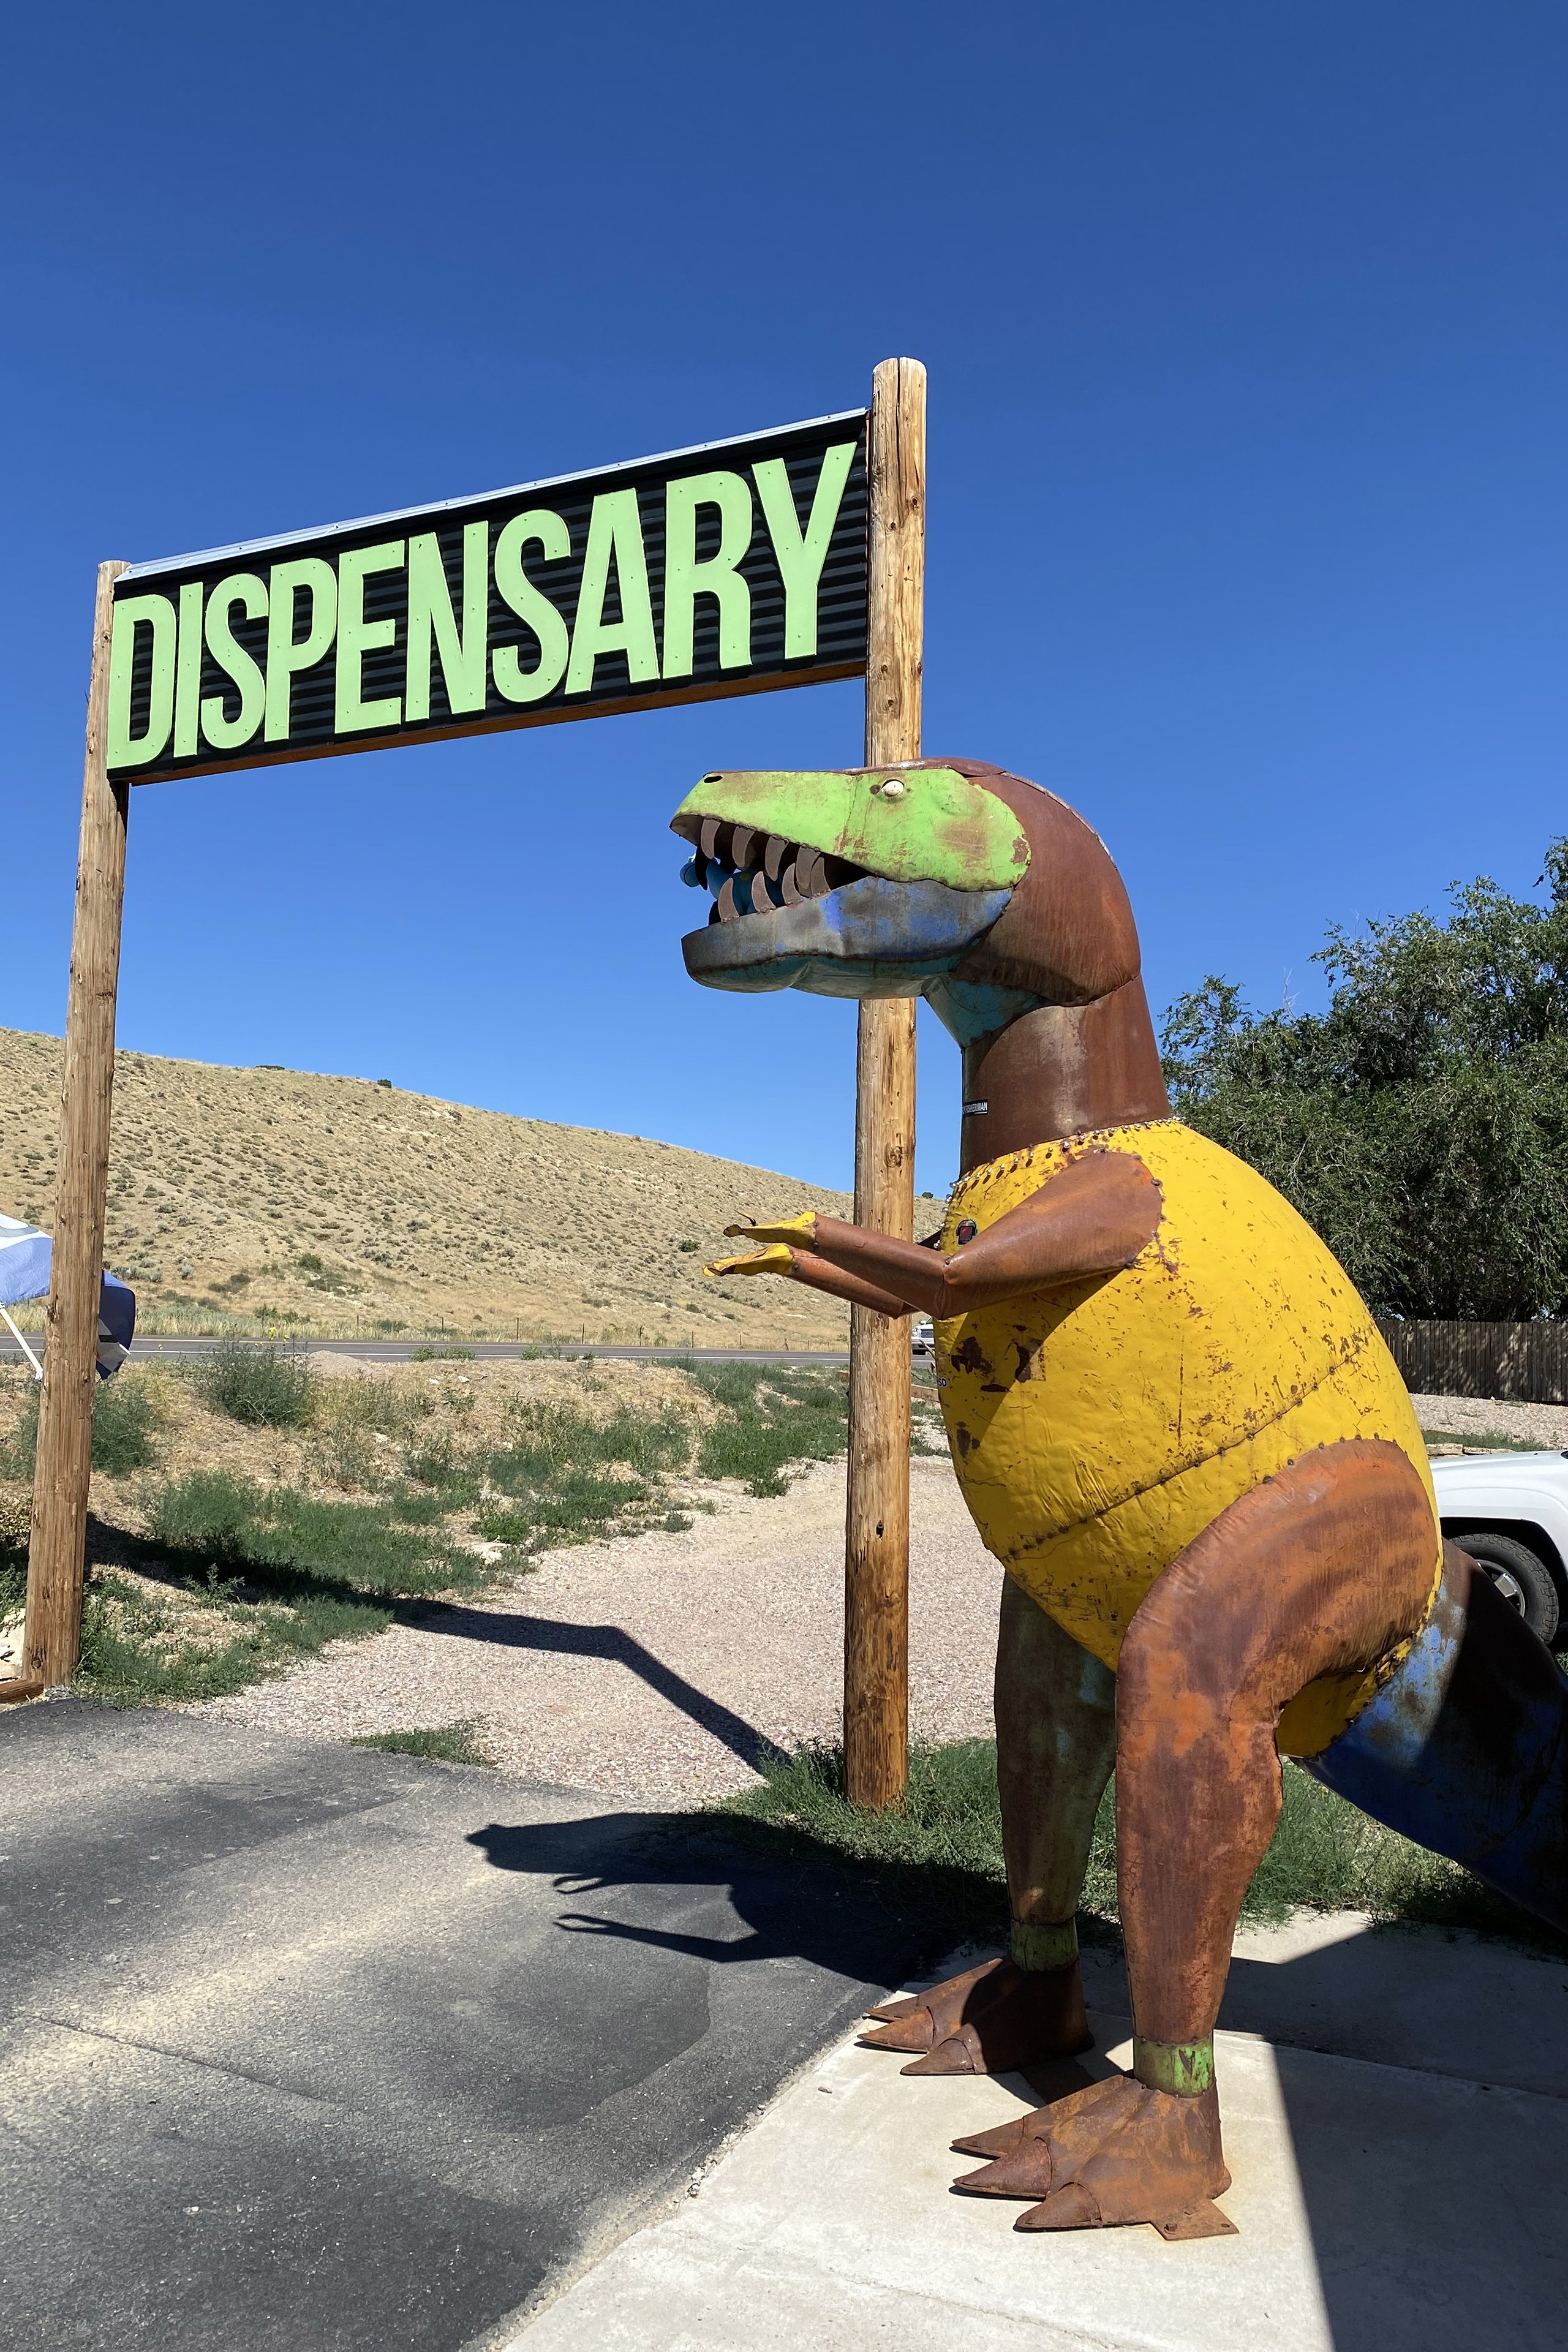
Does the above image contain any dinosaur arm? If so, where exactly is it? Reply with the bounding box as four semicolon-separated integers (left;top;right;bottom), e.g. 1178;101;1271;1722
772;1152;1162;1316
704;1240;911;1318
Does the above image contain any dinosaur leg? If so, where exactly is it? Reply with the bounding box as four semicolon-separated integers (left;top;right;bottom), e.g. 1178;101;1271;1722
955;1438;1436;2233
862;1576;1117;2077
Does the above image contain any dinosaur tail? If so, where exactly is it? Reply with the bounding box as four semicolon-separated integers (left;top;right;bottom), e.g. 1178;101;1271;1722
1302;1544;1568;1936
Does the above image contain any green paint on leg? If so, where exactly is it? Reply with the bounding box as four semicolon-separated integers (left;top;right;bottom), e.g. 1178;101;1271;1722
1133;2035;1215;2097
1009;1918;1078;1972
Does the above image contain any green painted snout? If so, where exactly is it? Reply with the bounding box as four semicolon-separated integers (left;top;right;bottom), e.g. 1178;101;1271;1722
670;766;1028;892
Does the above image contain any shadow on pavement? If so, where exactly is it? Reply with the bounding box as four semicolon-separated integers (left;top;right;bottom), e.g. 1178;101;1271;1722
419;1600;771;1772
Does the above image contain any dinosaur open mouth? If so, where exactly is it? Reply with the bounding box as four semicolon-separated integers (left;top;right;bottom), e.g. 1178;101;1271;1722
669;768;1027;1000
673;816;868;924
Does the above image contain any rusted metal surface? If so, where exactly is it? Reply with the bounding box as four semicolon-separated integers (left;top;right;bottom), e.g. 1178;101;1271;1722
860;1954;1091;2075
673;756;1567;2240
726;1153;1162;1321
951;2075;1234;2237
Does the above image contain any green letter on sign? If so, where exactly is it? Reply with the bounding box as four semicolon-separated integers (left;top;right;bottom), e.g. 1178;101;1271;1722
202;575;268;753
107;594;176;770
405;522;489;723
565;491;659;695
493;510;571;704
173;582;204;758
754;442;856;659
265;559;337;744
336;542;405;734
662;471;753;677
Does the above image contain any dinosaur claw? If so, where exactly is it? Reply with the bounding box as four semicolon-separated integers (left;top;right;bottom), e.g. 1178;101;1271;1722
951;2139;1055;2201
950;2119;1028;2160
1017;2183;1102;2231
858;2016;934;2054
901;2026;982;2075
863;1992;925;2024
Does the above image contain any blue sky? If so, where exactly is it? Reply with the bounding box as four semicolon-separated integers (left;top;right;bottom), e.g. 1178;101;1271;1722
3;2;1563;1195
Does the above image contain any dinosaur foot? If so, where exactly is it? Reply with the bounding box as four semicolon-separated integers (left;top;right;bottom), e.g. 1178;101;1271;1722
951;2075;1235;2236
861;1956;1092;2077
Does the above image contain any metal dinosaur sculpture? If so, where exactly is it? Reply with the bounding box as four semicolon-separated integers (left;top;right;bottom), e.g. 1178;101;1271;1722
671;757;1568;2240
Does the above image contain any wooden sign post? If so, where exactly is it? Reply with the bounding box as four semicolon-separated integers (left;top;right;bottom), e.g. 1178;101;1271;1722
24;559;130;1687
845;358;925;1810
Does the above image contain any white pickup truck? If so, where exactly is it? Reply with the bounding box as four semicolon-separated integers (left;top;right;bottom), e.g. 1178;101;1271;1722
1430;1450;1568;1646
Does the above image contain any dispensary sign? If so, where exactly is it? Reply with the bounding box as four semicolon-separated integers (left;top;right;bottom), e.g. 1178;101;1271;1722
105;412;868;782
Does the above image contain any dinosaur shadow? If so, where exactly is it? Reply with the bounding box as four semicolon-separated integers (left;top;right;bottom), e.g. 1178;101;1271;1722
413;1598;771;1773
466;1805;1004;1981
469;1808;1567;2351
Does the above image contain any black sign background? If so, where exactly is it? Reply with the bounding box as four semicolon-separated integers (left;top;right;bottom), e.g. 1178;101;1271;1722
108;412;868;783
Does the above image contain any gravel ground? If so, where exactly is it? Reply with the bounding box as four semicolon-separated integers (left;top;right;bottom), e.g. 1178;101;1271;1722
184;1393;1568;1803
188;1453;1003;1805
1410;1393;1568;1446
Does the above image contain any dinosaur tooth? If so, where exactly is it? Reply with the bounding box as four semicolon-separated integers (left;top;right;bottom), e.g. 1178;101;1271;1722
763;834;791;882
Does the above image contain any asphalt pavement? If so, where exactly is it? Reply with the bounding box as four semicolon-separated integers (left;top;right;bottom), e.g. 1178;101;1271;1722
0;1702;918;2352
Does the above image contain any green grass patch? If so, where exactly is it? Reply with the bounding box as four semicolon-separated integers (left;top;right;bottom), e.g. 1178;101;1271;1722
714;1738;1567;1954
146;1469;478;1597
1;1370;165;1480
411;1345;476;1362
349;1722;492;1765
190;1340;315;1428
471;1395;692;1551
690;1364;848;1496
71;1469;493;1708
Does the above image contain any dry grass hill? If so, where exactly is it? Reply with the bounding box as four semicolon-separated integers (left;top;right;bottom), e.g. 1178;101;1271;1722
0;1028;943;1346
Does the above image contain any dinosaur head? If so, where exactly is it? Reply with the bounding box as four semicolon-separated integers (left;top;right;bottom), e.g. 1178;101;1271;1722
671;760;1144;1050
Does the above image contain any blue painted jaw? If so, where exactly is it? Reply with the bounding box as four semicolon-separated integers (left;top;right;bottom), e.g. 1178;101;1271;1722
680;875;1016;1001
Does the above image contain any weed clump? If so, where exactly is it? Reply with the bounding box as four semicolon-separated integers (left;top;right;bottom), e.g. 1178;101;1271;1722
0;1372;164;1479
350;1722;492;1765
192;1341;315;1428
474;1393;691;1550
690;1364;848;1495
146;1469;474;1597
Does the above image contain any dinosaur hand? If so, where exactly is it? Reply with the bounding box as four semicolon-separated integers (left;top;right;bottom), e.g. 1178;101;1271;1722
704;1243;797;1280
721;1212;818;1247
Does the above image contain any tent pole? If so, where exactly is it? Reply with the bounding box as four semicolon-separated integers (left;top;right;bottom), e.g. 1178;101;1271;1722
0;1306;43;1381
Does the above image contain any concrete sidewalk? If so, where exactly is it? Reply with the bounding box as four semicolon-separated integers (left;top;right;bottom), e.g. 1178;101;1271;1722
506;1915;1568;2352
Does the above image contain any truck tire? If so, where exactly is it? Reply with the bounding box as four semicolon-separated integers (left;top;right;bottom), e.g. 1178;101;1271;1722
1459;1531;1560;1645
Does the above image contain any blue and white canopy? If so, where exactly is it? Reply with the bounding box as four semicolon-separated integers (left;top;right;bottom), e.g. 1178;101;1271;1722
0;1213;137;1379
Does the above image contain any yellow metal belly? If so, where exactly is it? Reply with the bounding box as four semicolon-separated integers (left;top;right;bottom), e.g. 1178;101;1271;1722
937;1121;1440;1757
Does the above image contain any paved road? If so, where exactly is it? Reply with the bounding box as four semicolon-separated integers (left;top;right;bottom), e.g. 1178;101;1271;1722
0;1702;918;2352
1;1335;851;1368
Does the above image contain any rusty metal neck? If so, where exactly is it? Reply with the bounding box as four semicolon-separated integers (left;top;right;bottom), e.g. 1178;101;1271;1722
958;978;1171;1172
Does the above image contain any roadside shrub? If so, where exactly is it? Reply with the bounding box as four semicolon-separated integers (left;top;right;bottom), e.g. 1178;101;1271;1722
0;1373;162;1477
146;1469;477;1597
192;1340;315;1428
90;1373;164;1475
692;1364;848;1495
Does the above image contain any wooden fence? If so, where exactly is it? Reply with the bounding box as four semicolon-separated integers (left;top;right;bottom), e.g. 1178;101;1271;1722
1376;1320;1568;1406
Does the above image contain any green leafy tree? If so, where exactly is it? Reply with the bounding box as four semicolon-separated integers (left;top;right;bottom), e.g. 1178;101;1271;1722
1160;843;1568;1320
